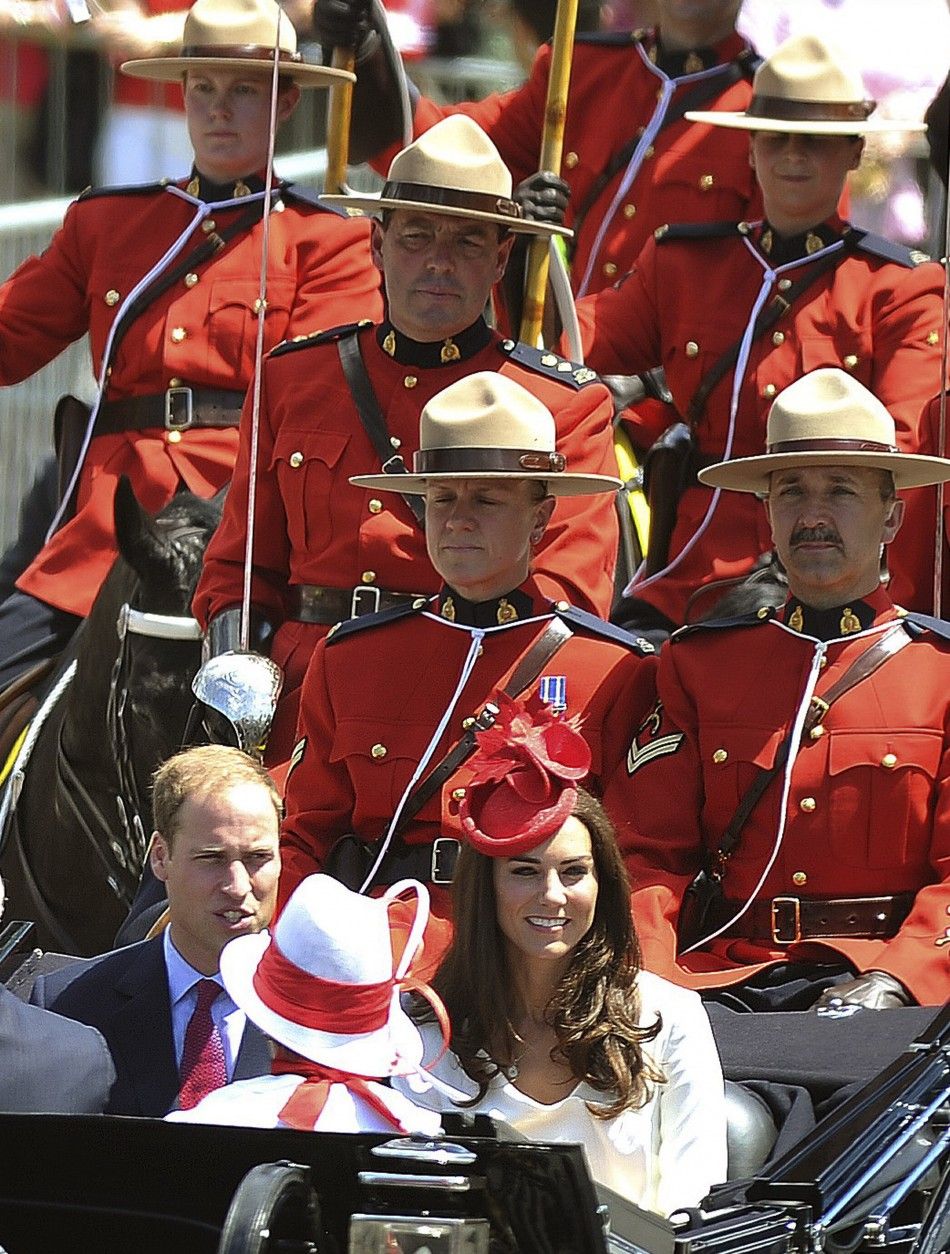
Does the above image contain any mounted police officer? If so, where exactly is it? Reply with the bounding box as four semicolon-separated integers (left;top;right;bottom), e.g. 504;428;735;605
278;371;656;971
572;33;944;639
613;368;950;1013
193;116;620;769
0;0;381;698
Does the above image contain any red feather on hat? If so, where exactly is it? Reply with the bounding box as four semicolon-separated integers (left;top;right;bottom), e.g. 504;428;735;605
459;693;591;857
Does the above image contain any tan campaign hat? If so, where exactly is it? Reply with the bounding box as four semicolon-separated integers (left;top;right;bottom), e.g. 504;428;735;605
699;368;950;494
121;0;353;88
350;371;621;497
321;115;571;236
686;33;925;135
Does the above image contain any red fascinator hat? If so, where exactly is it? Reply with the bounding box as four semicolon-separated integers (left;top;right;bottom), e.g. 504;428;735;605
459;692;591;857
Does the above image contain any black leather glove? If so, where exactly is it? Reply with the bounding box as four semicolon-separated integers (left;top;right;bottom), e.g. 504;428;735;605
313;0;377;59
812;970;913;1012
514;169;570;228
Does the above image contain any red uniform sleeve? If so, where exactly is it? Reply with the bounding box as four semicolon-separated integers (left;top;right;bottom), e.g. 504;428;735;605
0;198;91;383
277;637;357;911
570;240;662;380
531;380;619;616
606;642;706;977
193;360;292;627
284;213;382;336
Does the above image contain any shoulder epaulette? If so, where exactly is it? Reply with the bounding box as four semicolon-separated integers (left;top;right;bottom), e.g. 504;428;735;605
77;181;166;202
849;229;931;268
325;597;428;644
672;606;776;640
654;221;744;244
554;604;655;654
499;340;599;389
899;611;950;642
270;320;370;358
279;182;353;217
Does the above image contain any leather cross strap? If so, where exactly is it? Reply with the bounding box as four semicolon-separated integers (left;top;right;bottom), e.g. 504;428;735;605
361;614;575;888
709;622;912;878
569;50;758;258
336;331;427;529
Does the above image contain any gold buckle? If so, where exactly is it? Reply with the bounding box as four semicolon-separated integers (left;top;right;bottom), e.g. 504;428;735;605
771;896;802;945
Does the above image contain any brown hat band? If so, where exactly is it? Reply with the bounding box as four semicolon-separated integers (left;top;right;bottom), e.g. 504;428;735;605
413;448;566;474
767;437;899;455
746;95;875;122
381;181;523;222
181;44;303;63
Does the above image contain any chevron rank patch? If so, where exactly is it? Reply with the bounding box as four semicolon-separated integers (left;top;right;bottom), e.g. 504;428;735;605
288;736;307;778
626;700;684;776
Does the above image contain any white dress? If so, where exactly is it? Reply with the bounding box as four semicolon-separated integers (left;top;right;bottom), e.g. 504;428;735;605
394;971;727;1215
166;1073;444;1135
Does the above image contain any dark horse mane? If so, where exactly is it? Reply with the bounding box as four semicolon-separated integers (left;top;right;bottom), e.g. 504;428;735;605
0;478;223;955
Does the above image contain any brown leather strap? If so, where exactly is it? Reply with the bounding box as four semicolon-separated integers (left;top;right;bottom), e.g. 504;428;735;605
718;892;915;945
290;584;424;624
94;388;244;435
711;622;912;876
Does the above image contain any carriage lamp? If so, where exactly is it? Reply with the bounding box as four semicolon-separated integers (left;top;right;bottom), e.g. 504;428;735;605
348;1138;489;1254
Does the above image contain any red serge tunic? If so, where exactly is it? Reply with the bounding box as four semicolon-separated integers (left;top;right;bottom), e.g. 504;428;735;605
611;589;950;1007
0;178;382;617
193;319;620;762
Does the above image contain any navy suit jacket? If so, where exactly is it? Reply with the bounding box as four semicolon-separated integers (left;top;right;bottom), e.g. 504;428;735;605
0;983;115;1113
30;936;271;1117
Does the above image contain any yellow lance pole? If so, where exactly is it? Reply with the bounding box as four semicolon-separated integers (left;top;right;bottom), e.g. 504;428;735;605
325;48;357;194
519;0;579;346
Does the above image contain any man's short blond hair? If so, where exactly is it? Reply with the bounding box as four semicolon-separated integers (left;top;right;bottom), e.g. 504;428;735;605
151;746;282;848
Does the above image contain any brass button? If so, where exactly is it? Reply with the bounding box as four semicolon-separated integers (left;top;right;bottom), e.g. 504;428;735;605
104;288;120;306
712;748;728;764
819;656;828;669
171;326;187;343
167;429;182;444
685;341;699;358
564;151;578;169
756;606;770;619
403;375;418;389
603;262;618;277
361;570;376;583
368;499;383;514
370;744;387;760
541;353;558;366
763;383;777;399
881;753;897;769
476;644;484;657
809;724;825;740
451;787;466;801
623;203;636;218
184;272;199;288
792;870;808;887
699;174;714;190
289;451;304;468
201;219;217;233
799;796;817;813
554;600;570;611
168;377;182;387
778;277;792;291
772;331;785;346
253;297;266;315
461;717;475;730
843;353;858;369
927;330;939;346
644;144;655;158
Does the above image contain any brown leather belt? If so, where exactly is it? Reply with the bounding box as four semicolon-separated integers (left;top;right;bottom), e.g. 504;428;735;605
95;387;244;434
291;584;427;624
719;893;915;946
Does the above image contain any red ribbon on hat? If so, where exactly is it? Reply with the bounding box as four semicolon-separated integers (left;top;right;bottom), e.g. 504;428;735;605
272;1048;410;1131
253;939;394;1032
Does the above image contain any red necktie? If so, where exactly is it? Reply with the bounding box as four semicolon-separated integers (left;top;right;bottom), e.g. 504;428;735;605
178;978;228;1110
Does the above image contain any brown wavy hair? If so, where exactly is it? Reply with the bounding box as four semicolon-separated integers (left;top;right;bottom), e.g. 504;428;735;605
413;788;663;1119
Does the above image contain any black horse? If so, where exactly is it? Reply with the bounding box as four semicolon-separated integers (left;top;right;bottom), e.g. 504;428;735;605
0;477;222;956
